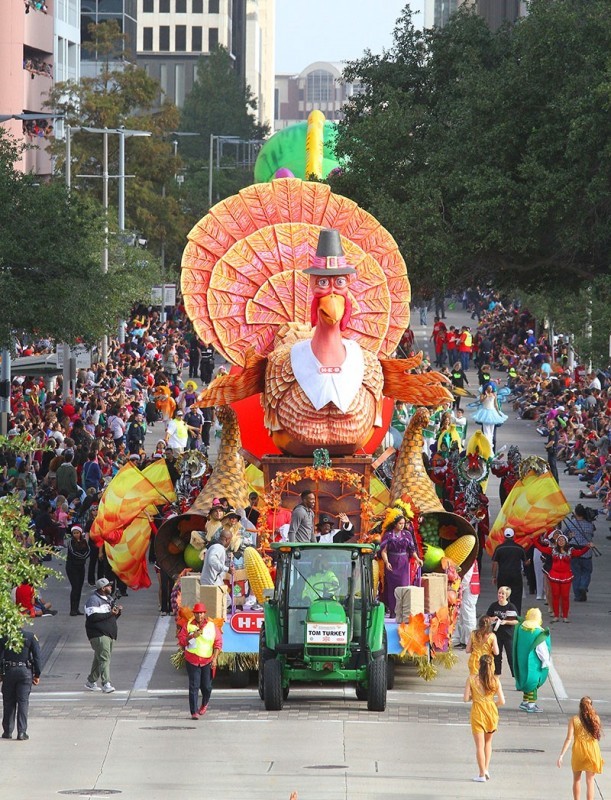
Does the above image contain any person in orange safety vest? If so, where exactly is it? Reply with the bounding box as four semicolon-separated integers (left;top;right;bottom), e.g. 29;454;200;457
177;602;222;719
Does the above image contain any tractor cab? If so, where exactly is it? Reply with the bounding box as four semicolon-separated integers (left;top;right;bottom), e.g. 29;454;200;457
259;542;388;711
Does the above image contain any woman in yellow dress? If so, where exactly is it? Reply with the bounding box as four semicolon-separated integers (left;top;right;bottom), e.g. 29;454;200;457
557;696;604;800
466;615;499;675
464;654;505;782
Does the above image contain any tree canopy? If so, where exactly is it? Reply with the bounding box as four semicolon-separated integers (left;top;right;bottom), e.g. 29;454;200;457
0;133;159;349
45;21;188;268
330;0;611;297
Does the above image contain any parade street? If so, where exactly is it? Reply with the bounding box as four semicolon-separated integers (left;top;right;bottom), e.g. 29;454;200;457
6;307;608;800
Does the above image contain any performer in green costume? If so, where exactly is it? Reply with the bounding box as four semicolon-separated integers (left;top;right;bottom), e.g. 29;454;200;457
513;607;551;714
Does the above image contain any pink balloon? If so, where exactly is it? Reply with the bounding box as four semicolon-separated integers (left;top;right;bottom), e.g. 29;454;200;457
274;168;294;178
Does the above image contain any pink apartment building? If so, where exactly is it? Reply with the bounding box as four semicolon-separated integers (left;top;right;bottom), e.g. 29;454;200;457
0;1;56;175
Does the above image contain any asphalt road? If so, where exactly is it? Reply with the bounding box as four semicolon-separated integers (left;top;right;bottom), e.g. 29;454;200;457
5;306;610;799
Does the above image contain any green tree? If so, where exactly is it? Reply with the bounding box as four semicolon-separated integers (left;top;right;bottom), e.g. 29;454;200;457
0;437;58;649
0;133;159;348
179;47;270;212
331;0;611;295
45;21;188;268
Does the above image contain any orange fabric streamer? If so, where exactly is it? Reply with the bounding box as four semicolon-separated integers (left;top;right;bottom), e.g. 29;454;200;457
486;470;570;555
90;461;176;589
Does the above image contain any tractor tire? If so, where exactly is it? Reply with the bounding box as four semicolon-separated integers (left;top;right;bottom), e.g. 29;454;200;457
367;656;387;712
258;625;273;701
263;658;284;711
387;657;395;690
355;683;368;701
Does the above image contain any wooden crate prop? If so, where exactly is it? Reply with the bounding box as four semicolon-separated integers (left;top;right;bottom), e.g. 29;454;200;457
231;568;248;607
180;574;201;609
394;585;425;622
199;585;229;620
261;455;372;536
421;573;448;613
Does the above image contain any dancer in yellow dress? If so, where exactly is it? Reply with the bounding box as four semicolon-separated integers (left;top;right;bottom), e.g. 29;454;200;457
466;616;499;675
557;696;604;800
464;654;505;782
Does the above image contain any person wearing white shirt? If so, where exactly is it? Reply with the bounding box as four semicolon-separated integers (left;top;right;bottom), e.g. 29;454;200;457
316;513;354;544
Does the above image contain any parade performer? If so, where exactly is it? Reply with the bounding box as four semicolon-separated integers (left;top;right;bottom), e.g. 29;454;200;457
491;445;522;506
177;602;222;720
557;696;604;800
471;384;507;453
466;615;499;675
452;560;480;649
464;654;505;782
513;607;551;713
379;507;422;618
534;532;590;623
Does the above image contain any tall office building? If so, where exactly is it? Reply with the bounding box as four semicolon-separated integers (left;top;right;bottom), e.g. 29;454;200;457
244;0;274;129
137;0;235;109
0;0;78;176
81;0;137;76
423;0;525;30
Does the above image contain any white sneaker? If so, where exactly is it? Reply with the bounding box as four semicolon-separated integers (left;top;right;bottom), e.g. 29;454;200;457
84;680;101;691
472;776;486;783
102;683;115;693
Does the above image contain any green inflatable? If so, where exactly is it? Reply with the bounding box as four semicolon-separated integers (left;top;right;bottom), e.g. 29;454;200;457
254;120;340;183
183;543;203;570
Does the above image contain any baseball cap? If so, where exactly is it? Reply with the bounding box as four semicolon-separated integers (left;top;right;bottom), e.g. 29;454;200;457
504;528;515;538
95;578;111;590
176;409;184;416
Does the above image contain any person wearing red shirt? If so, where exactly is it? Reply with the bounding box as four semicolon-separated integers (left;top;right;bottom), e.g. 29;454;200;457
430;317;447;367
177;602;222;719
534;533;590;622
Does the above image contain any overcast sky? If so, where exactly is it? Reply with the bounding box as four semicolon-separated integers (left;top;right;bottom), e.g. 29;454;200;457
275;0;426;75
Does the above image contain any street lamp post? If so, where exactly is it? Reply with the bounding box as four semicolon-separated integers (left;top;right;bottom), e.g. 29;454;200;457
72;126;151;357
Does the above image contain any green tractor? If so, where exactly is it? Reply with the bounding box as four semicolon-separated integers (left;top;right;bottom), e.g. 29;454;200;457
258;542;388;712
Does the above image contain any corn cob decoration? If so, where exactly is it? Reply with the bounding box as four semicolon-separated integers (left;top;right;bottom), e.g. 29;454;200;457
190;405;249;513
244;547;274;604
372;557;380;597
444;535;477;567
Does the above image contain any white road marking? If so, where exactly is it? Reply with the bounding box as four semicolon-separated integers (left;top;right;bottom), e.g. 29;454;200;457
132;615;172;692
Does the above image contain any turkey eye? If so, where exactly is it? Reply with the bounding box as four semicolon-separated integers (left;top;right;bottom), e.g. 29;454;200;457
333;276;347;288
316;277;330;288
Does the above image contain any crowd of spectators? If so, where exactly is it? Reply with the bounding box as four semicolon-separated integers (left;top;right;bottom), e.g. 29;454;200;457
1;298;226;609
22;119;53;139
23;0;49;14
23;58;53;78
472;301;611;517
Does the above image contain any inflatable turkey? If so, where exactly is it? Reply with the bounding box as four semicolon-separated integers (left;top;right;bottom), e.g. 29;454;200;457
181;178;453;456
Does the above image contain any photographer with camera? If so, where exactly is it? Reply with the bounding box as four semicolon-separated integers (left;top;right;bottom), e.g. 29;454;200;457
84;577;122;693
563;504;597;603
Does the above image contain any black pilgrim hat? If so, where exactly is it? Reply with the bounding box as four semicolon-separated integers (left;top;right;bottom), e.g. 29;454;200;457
303;228;357;276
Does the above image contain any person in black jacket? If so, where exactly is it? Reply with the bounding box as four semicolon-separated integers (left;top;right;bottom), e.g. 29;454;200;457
1;629;41;740
66;525;90;616
126;412;146;455
84;578;122;693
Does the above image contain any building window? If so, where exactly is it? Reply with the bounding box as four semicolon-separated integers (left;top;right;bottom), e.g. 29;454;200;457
143;0;154;11
209;0;219;12
175;63;185;107
143;27;153;51
175;25;186;51
159;26;170;50
160;0;170;11
306;70;335;104
192;26;202;51
192;0;203;10
176;0;186;11
159;63;168;95
208;27;218;50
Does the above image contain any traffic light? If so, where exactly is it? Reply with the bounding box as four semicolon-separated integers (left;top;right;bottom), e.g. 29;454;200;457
0;380;10;399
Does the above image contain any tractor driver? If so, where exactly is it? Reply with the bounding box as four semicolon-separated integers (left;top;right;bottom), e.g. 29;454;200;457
302;554;341;603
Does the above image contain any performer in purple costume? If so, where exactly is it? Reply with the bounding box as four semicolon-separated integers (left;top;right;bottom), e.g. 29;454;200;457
379;509;422;617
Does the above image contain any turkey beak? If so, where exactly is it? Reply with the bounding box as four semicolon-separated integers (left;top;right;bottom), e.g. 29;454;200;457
317;293;345;326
